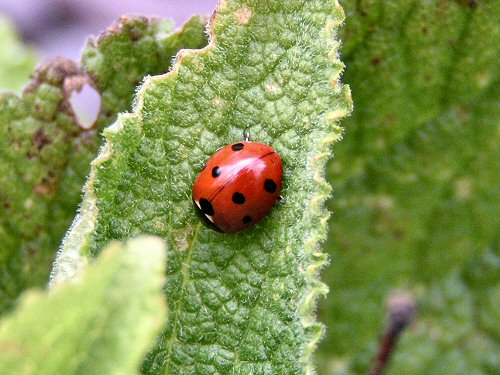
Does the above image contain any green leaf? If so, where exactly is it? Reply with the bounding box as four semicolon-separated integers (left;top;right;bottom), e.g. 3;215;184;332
83;15;208;129
318;1;500;373
52;0;352;373
0;236;167;375
0;59;93;314
0;16;207;313
0;16;37;93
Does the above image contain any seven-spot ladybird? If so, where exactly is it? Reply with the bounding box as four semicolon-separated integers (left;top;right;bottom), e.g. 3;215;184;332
192;139;283;233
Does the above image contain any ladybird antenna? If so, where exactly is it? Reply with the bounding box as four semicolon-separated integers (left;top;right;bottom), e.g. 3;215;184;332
243;127;250;142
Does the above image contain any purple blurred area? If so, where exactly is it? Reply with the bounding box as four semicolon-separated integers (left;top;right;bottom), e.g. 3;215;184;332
0;0;218;59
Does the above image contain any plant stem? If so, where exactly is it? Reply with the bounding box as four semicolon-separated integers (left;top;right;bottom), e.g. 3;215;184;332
368;292;416;375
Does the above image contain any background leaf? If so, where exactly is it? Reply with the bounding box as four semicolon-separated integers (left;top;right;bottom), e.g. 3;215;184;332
0;58;93;313
0;16;37;93
317;1;500;373
53;0;352;373
0;15;207;313
0;236;167;375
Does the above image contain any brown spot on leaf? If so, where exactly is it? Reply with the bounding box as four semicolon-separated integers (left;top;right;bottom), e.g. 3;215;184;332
32;128;51;151
33;178;55;196
392;229;405;240
234;7;252;24
0;341;28;356
371;56;382;67
24;58;81;95
128;26;142;41
356;0;369;16
26;245;40;259
63;74;87;94
456;106;471;122
265;83;279;93
97;15;157;44
383;113;397;125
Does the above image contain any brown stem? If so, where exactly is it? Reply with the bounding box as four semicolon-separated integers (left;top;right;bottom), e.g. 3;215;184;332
368;293;416;375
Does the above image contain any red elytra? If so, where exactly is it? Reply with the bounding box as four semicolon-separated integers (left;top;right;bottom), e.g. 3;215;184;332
192;141;283;233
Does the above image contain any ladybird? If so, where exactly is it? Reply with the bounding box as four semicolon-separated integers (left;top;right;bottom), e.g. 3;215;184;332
192;140;283;233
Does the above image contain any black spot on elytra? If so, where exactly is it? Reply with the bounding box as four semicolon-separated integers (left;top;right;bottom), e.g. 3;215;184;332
212;166;221;178
232;192;246;204
193;196;222;232
231;143;244;151
199;198;214;216
264;179;277;193
243;215;252;224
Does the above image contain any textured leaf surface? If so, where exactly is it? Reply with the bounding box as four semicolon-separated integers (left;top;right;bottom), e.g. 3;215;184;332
0;16;36;93
0;16;207;313
318;1;500;373
53;0;352;373
0;236;167;375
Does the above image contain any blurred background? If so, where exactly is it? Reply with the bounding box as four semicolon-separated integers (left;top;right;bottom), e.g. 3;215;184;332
1;1;498;375
0;0;217;60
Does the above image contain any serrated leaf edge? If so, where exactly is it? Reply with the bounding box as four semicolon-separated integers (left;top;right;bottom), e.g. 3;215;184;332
301;2;352;372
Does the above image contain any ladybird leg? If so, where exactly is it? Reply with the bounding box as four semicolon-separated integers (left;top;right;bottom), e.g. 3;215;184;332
243;126;250;142
277;195;286;205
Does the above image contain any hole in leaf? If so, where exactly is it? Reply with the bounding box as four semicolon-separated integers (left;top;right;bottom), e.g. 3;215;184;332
68;83;101;129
